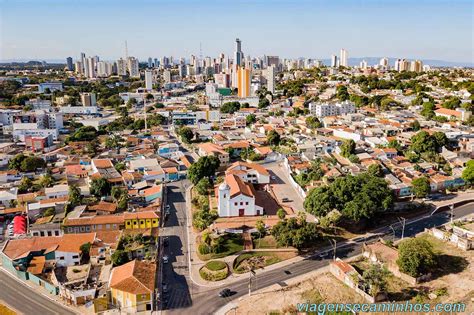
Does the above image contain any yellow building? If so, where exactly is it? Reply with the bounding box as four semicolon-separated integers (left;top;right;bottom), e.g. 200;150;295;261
110;260;156;312
237;67;251;98
124;211;159;229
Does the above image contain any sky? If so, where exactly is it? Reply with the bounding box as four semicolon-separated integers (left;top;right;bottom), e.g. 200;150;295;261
1;0;473;63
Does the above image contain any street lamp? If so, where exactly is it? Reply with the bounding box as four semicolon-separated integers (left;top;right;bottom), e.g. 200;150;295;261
398;217;406;240
389;225;396;241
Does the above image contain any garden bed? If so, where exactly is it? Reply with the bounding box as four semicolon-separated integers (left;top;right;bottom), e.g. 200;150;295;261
199;260;229;281
233;251;297;274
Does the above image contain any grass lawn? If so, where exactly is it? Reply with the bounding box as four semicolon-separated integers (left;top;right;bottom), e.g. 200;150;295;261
205;260;227;271
197;233;244;261
253;235;279;249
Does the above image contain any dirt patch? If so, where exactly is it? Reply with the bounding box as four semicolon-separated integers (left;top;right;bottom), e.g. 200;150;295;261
228;272;364;314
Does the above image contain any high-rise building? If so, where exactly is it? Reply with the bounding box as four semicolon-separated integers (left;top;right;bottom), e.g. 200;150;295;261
85;57;96;78
331;55;338;68
66;57;73;71
410;60;423;72
237;67;251;98
148;57;153;68
117;58;127;76
267;65;276;94
97;61;113;77
128;57;139;78
379;57;389;68
163;70;171;83
74;61;83;75
340;49;348;67
80;52;86;73
80;93;97;106
360;60;368;69
234;38;244;67
145;70;153;91
178;64;187;78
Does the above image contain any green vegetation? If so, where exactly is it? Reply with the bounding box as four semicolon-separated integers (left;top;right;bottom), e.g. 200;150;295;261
195;177;212;195
188;155;220;185
67;125;100;142
199;261;229;281
305;116;322;129
411;176;431;198
8;154;46;172
304;173;393;223
198;233;244;260
271;214;320;249
177;126;194;143
267;130;281;146
90;177;112;197
220;101;240;114
462;160;474;185
396;238;436;277
340;139;356;158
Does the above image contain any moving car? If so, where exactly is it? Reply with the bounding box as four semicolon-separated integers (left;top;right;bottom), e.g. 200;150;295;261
218;288;232;298
163;255;169;264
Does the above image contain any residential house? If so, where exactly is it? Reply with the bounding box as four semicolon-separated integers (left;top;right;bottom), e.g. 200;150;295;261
225;161;270;184
109;260;156;312
197;142;229;165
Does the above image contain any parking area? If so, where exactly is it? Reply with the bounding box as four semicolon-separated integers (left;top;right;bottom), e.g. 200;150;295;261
264;161;305;213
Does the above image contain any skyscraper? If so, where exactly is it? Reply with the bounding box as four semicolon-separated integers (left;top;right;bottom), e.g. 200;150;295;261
379;57;389;69
267;65;276;94
237;67;250;98
148;57;153;68
331;55;338;68
128;57;139;78
117;58;127;76
80;52;86;73
66;57;73;71
340;49;348;67
145;70;153;91
234;38;244;67
74;61;83;75
85;57;96;78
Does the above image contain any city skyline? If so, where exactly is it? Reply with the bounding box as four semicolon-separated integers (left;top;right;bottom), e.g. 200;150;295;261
1;0;473;63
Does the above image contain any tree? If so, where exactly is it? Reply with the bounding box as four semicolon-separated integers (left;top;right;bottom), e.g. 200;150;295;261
255;220;266;237
43;207;56;217
20;156;46;172
258;98;270;109
195;177;212;195
80;242;91;261
362;264;390;296
177;126;194;144
68;185;81;207
410;131;437;154
105;135;124;152
267;130;281;146
319;209;342;228
432;131;448;150
246;114;256;126
340;139;356;158
90;177;111;197
18;176;32;193
271;217;320;249
220;101;241;114
111;186;126;201
397;238;436;277
188;155;220;185
111;249;130;266
367;164;384;177
305;116;322;129
462;160;474;185
39;174;54;188
277;208;286;220
8;154;26;171
336;85;349;101
412;176;431;198
410;120;421;131
420;102;435;119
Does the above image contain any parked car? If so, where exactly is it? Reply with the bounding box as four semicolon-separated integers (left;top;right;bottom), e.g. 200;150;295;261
218;288;232;297
162;283;169;293
163;255;169;264
281;197;290;202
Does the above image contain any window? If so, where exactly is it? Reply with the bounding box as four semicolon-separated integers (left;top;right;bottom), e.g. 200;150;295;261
86;226;90;232
40;231;45;237
140;220;145;225
106;224;110;229
72;255;79;259
59;257;65;260
240;202;243;205
234;202;238;206
54;231;59;236
47;231;52;236
245;202;249;205
80;227;85;232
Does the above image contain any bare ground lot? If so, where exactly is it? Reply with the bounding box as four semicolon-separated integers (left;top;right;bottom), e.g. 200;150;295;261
229;234;474;314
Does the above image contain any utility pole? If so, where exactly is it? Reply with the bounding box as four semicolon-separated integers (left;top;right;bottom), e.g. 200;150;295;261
450;204;454;223
389;225;396;241
330;239;337;260
144;99;148;133
398;217;406;240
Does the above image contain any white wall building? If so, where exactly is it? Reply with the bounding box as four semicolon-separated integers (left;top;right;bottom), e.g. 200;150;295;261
217;174;263;217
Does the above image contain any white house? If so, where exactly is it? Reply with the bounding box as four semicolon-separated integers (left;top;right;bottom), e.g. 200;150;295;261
225;161;270;184
217;174;263;217
45;184;69;199
0;187;18;207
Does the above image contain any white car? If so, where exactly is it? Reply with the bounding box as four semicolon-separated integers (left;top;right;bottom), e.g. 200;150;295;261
163;256;169;264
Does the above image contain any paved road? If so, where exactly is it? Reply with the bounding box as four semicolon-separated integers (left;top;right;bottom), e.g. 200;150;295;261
0;270;75;315
176;202;473;314
160;180;195;313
